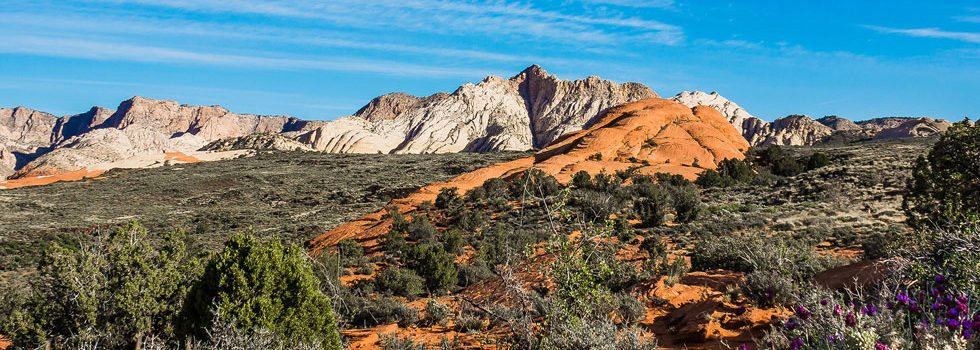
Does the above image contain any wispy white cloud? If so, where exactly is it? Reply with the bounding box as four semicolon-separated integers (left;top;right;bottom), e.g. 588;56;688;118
954;15;980;23
865;25;980;44
84;0;684;45
0;12;571;64
580;0;675;9
0;35;497;78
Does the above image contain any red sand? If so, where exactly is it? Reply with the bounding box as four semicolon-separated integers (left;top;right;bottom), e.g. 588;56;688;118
0;168;105;189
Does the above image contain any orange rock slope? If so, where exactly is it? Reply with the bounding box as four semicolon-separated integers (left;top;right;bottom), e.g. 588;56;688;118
309;97;749;252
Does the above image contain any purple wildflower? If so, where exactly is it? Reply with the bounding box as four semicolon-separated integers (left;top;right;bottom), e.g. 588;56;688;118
785;319;798;330
935;274;946;284
820;299;829;306
790;338;804;350
833;304;843;316
896;293;910;305
796;305;811;320
875;342;889;350
734;305;747;316
965;329;973;339
845;312;857;327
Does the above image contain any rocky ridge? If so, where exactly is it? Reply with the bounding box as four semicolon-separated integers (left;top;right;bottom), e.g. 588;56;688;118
671;91;953;146
1;66;958;182
296;65;657;154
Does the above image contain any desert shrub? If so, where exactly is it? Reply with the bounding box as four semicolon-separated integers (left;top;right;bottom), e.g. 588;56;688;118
405;244;458;293
572;170;592;189
696;158;757;188
337;239;364;267
639;235;667;262
480;177;510;201
374;267;425;298
381;230;408;258
440;228;465;255
803;152;831;170
405;214;438;242
655;256;690;286
422;300;451;327
575;189;623;222
351;297;418;328
457;261;494;287
752;145;805;177
0;221;200;349
634;197;667;227
455;314;486;333
612;217;636;242
689;234;838;306
509;169;563;199
616;294;646;326
903;119;980;229
179;232;340;349
670;185;702;223
449;208;485;232
435;187;463;209
380;332;427;350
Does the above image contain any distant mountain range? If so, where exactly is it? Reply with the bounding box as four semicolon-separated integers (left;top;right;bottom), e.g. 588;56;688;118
0;65;955;180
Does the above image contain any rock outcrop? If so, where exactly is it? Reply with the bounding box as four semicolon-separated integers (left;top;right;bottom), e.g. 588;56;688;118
758;115;834;146
859;117;952;139
5;96;319;179
308;97;749;251
200;133;314;152
296;65;657;154
672;91;953;146
671;91;760;136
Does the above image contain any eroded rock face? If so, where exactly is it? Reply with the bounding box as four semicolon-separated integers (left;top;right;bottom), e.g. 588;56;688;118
297;65;658;154
671;91;953;146
671;91;761;136
7;96;317;178
870;117;952;139
760;115;834;146
200;133;314;152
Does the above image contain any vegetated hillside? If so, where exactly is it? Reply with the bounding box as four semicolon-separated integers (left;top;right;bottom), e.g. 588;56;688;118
0;150;530;281
310;137;933;349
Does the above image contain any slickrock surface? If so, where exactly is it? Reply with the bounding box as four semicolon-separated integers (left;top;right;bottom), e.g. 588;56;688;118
308;97;748;252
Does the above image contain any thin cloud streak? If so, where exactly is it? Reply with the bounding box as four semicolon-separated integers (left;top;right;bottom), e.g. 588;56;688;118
86;0;684;45
0;36;498;78
865;25;980;44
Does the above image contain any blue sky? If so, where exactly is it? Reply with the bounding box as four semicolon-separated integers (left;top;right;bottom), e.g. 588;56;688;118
0;1;977;122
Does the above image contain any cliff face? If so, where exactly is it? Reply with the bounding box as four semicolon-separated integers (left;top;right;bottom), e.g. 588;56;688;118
296;65;657;154
4;96;315;179
1;66;958;181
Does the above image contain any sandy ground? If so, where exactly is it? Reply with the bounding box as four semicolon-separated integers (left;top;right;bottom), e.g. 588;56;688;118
0;150;252;189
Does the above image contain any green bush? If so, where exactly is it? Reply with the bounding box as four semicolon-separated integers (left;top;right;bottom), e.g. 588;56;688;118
435;187;463;209
405;244;458;293
0;221;199;349
179;232;341;349
405;214;438;242
903;119;980;228
374;267;425;298
351;297;418;328
440;228;465;255
422;300;450;327
337;239;364;267
671;185;702;223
